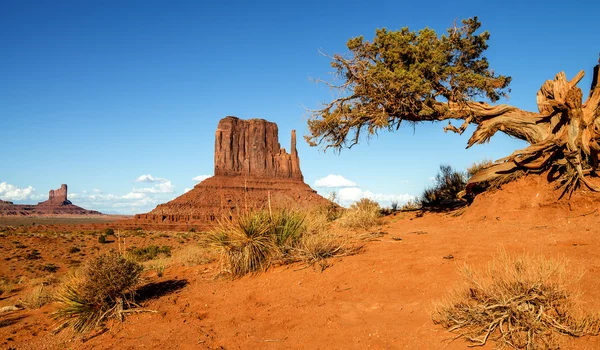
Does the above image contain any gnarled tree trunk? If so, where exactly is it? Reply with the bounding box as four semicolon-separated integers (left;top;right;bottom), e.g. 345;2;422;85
458;64;600;197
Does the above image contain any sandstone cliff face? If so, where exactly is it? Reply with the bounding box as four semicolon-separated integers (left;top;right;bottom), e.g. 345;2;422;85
39;184;71;206
214;117;303;181
134;116;329;229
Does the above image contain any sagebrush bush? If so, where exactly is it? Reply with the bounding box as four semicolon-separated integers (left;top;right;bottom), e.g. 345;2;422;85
433;252;600;349
53;251;144;333
421;164;466;206
339;198;381;230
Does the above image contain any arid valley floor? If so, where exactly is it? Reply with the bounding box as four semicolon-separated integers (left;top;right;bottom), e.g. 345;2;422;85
2;176;600;349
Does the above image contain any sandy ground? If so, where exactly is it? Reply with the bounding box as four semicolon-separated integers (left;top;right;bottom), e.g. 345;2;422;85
2;176;600;349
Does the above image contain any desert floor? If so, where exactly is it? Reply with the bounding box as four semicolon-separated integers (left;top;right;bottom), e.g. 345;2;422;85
2;176;600;349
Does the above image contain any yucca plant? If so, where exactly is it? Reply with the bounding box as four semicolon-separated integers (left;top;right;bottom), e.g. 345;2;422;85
270;209;305;251
53;251;143;333
210;211;276;277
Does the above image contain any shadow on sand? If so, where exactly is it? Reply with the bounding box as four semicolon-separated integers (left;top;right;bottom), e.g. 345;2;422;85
135;279;189;303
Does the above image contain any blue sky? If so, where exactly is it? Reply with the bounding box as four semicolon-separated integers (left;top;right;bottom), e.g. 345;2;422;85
1;0;599;213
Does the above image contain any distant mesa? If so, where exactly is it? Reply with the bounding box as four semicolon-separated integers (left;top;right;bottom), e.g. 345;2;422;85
134;116;330;229
0;184;101;216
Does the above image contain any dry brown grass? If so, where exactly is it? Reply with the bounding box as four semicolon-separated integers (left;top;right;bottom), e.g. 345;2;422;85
53;251;144;333
338;198;381;230
433;252;600;349
294;233;362;272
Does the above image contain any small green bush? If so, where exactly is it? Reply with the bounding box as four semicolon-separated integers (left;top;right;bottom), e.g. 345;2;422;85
127;245;172;261
98;235;107;244
421;164;466;206
104;228;115;236
53;251;143;333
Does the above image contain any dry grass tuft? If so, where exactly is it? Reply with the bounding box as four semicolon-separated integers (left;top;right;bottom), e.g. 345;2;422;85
294;233;362;272
210;209;360;276
338;198;381;230
433;252;600;349
210;211;277;277
53;251;144;333
21;284;53;309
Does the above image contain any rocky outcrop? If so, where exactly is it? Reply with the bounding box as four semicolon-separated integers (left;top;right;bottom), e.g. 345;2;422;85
134;116;329;229
39;184;71;206
214;117;303;180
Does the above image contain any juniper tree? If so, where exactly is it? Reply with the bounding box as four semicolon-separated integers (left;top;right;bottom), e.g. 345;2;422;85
307;17;600;197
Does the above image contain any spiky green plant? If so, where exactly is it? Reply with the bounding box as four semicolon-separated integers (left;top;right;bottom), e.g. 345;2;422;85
270;209;306;250
53;251;143;333
210;211;276;277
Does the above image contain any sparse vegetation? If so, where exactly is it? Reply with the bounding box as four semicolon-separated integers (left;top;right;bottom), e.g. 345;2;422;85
420;165;467;206
338;198;381;230
210;209;359;277
53;251;144;333
98;234;107;244
210;211;277;277
433;252;600;349
128;245;172;262
104;228;115;236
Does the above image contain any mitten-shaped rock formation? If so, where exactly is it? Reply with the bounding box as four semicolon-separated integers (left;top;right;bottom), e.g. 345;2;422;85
133;116;329;230
214;117;303;180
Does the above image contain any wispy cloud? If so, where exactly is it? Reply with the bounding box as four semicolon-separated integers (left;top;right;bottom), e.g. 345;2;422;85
314;174;358;188
135;174;169;183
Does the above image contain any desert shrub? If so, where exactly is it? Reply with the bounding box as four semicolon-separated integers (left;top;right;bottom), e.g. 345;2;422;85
128;245;172;262
433;253;600;349
210;211;276;277
211;209;363;276
294;233;361;271
25;249;41;260
53;251;143;333
339;198;381;230
399;199;421;211
98;234;107;244
68;246;81;254
104;228;115;236
421;164;467;206
390;200;399;211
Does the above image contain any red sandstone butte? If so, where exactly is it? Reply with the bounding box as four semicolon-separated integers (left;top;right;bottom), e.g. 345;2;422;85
0;184;101;216
134;116;330;229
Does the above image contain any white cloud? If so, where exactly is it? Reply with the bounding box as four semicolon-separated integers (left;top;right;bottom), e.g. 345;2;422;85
132;180;174;194
184;188;192;193
0;182;36;201
135;174;168;183
121;192;146;199
314;174;358;188
336;187;415;208
338;187;363;203
192;175;211;183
